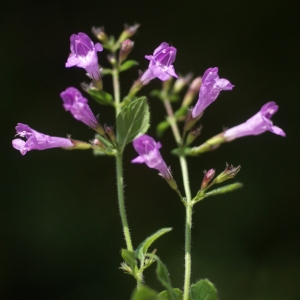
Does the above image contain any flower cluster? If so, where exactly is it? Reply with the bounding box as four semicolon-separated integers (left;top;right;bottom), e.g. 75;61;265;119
13;33;102;155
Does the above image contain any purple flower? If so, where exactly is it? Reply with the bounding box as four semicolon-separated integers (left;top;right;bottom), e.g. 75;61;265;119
224;101;286;140
12;123;74;155
60;87;98;128
132;134;171;179
65;32;103;80
141;42;178;83
192;67;234;118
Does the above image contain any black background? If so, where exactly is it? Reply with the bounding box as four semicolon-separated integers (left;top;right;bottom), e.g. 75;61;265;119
1;0;299;299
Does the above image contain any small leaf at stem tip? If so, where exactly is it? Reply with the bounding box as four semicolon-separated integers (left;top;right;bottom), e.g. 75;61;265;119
157;288;183;300
87;89;113;105
131;285;159;300
119;60;139;72
116;97;150;151
190;279;219;300
135;228;172;260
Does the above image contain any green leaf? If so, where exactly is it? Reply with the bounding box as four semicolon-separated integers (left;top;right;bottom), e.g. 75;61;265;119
205;182;243;197
158;288;183;300
190;279;218;300
87;89;114;105
156;259;176;300
101;68;113;75
150;89;162;99
156;120;170;137
135;228;172;260
131;286;158;300
121;249;137;273
119;60;139;72
116;97;150;151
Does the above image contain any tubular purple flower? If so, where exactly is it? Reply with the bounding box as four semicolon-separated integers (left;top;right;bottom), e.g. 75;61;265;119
65;32;103;80
12;123;74;155
141;42;178;84
224;101;286;140
60;87;98;128
192;67;234;118
131;134;171;179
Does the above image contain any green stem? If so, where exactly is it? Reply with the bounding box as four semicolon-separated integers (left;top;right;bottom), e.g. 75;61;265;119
180;155;193;300
163;100;182;144
116;152;133;251
162;99;193;300
113;67;121;115
112;61;133;251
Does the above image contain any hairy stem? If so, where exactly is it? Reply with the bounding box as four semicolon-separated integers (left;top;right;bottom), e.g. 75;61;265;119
113;67;121;116
180;155;193;300
163;100;182;144
162;99;193;300
116;152;133;251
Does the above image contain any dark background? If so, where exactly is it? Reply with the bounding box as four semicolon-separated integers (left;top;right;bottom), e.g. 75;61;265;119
1;0;299;299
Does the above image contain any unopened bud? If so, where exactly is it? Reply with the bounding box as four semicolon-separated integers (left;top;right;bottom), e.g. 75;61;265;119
104;124;116;143
127;72;144;99
181;76;202;108
92;26;108;44
91;138;106;150
201;169;216;189
213;163;241;184
118;23;140;43
119;39;134;63
107;54;117;66
172;73;193;94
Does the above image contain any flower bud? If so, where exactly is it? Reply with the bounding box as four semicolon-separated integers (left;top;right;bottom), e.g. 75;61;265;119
213;163;241;184
119;39;134;64
118;23;140;43
201;169;216;189
172;73;193;94
91;138;106;150
92;26;108;44
181;76;202;108
104;125;116;143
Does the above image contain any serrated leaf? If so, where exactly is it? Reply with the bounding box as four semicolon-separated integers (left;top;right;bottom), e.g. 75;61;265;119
135;228;172;260
131;286;159;300
190;279;218;300
158;288;183;300
116;97;150;151
119;60;139;72
205;182;243;197
121;249;137;273
87;89;113;105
